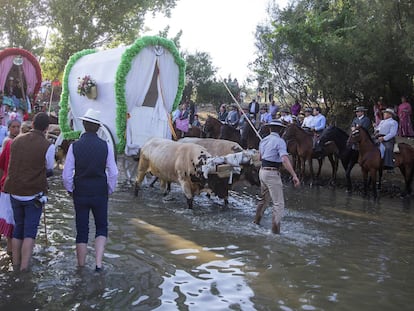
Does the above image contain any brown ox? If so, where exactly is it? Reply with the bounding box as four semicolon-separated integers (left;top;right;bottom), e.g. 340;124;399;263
134;138;211;209
179;138;261;205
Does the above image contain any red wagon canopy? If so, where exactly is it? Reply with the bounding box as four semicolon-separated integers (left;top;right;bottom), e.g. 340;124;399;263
0;48;42;106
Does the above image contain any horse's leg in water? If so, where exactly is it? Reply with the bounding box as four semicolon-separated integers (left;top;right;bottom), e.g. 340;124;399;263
308;156;315;184
377;167;383;191
327;154;337;185
316;158;323;179
370;168;378;199
345;153;358;192
362;169;369;196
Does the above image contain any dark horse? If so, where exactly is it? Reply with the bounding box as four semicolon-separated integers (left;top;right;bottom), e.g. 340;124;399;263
317;126;359;190
173;124;204;141
348;127;382;198
203;115;241;144
394;143;414;196
282;124;325;181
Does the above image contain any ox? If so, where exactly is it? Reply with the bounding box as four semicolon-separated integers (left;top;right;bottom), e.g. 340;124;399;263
134;138;211;209
179;137;261;205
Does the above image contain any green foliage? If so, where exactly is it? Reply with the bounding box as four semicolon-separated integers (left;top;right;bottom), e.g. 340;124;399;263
40;0;177;78
253;0;414;110
0;0;46;52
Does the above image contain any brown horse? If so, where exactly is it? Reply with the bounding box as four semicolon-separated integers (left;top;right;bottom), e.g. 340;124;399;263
172;124;204;141
348;127;382;198
317;126;359;190
282;124;339;181
394;143;414;196
203;115;222;138
204;115;241;144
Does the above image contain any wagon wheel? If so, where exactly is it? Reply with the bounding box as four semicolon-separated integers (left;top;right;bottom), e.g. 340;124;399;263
97;124;117;163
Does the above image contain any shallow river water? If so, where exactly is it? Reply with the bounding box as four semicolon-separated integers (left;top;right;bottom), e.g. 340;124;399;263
0;164;413;310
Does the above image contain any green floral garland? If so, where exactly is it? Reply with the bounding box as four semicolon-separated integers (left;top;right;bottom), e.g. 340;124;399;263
59;49;97;140
115;36;186;153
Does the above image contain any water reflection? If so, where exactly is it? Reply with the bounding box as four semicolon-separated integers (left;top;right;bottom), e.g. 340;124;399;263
0;172;412;310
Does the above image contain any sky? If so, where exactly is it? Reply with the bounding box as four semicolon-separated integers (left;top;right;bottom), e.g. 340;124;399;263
143;0;288;83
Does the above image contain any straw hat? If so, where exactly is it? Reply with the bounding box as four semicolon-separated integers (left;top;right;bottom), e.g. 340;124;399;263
383;108;396;116
268;120;286;127
79;108;102;124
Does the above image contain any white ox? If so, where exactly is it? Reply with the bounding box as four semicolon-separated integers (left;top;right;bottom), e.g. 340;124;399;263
179;138;261;205
134;137;211;209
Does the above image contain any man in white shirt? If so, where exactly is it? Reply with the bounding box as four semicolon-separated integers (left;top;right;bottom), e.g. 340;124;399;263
301;107;314;129
278;107;293;124
375;108;398;169
310;107;326;133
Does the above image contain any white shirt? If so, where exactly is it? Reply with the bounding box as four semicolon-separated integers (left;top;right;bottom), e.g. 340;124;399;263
310;113;326;131
302;115;314;128
376;117;398;141
279;114;293;124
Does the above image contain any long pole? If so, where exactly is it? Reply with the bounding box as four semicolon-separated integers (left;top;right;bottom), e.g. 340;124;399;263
43;205;48;246
221;79;262;141
48;85;55;115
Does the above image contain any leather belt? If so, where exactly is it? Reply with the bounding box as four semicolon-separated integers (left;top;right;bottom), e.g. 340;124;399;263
261;167;280;171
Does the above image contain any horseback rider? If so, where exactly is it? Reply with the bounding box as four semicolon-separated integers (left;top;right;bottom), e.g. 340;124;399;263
301;107;314;130
310;106;326;152
351;106;372;132
374;108;398;170
225;104;240;127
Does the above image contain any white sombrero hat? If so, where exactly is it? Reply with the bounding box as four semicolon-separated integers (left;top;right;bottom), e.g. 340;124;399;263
79;108;101;124
268;120;286;127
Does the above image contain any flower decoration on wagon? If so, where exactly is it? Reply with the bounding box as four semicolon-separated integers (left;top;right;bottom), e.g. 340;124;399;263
77;75;97;98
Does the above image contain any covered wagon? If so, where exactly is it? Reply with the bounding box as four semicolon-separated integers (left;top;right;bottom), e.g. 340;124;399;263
58;36;186;162
0;48;42;116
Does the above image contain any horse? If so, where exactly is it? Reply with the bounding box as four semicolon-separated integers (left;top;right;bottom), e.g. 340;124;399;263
203;115;241;144
348;127;382;198
241;122;262;150
394;143;414;196
317;126;359;190
282;124;324;181
203;115;222;138
172;124;204;140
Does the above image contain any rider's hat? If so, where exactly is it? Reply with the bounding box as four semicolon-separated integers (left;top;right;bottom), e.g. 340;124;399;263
354;106;368;112
280;107;290;113
304;107;313;113
268;120;286;127
79;108;102;125
383;108;396;116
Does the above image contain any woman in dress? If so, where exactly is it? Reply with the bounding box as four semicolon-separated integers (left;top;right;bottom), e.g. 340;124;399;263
373;97;385;126
397;96;414;137
0;119;22;255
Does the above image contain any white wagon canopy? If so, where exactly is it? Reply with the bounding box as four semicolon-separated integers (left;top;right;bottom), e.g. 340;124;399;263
59;36;185;154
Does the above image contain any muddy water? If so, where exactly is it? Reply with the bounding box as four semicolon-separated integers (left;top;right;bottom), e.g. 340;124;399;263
0;166;413;310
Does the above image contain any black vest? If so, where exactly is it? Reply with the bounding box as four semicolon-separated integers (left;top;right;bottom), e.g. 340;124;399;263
73;132;108;196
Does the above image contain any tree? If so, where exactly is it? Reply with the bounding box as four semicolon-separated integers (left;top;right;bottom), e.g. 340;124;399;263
253;0;414;111
0;0;46;52
183;51;217;101
41;0;177;79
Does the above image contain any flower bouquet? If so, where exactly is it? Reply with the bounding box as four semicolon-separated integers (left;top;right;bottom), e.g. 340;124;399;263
77;75;97;99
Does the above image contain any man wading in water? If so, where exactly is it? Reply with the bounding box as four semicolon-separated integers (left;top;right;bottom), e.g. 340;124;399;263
253;120;300;234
